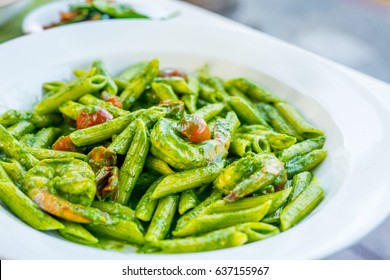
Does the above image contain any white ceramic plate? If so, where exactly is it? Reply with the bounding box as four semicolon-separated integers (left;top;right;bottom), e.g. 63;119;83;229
22;0;179;34
0;0;30;27
1;21;390;259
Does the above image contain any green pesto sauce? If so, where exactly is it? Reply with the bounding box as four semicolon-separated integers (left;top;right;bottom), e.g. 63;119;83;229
91;235;138;252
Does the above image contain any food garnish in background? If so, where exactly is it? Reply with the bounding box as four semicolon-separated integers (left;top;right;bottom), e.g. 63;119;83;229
42;0;179;29
0;0;178;42
44;0;149;29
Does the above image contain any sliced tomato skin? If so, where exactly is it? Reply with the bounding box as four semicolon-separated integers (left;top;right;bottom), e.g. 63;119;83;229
180;117;211;143
76;109;113;130
52;135;78;152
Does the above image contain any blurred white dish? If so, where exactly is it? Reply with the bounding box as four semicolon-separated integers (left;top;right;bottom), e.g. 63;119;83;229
22;0;179;34
0;21;390;259
0;0;29;26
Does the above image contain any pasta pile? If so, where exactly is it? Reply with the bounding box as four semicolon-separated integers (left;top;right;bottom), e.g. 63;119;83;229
0;59;326;253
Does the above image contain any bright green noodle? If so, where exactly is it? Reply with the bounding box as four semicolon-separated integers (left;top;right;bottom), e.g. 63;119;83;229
280;177;324;231
70;110;141;147
173;200;271;237
151;161;224;200
0;125;39;169
59;220;98;245
145;194;179;242
117;119;150;205
78;94;128;117
0;159;26;187
178;189;200;215
34;75;108;114
144;227;247;253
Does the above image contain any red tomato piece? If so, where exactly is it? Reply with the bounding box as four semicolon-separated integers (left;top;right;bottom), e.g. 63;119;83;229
52;135;78;152
159;68;188;81
76;109;113;129
180;116;211;143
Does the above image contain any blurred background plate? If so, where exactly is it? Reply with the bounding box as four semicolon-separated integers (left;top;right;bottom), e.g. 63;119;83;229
22;0;179;33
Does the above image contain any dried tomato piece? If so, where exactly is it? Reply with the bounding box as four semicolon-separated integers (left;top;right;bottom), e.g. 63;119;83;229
95;166;119;201
87;146;117;172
